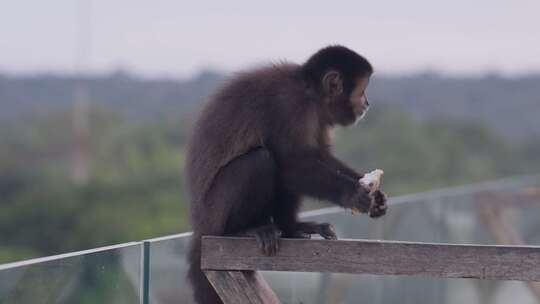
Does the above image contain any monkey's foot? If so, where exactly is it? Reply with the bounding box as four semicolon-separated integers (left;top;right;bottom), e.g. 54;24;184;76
369;190;388;218
237;224;282;256
292;222;337;240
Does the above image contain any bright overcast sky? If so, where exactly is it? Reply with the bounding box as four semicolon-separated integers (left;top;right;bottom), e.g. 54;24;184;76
1;0;539;78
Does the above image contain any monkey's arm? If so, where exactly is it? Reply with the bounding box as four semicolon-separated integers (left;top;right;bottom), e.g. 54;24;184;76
279;149;371;211
317;151;363;180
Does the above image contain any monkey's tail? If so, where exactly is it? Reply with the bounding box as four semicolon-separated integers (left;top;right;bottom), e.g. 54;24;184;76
187;233;223;304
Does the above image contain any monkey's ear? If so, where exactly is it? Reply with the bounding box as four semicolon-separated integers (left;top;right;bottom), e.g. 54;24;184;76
322;70;343;98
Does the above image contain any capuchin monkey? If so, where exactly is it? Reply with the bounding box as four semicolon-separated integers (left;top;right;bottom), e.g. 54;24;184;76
186;45;388;304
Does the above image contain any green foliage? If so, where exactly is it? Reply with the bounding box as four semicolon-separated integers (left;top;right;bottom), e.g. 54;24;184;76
0;108;190;263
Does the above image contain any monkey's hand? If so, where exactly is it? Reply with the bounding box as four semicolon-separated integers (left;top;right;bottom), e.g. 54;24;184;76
343;184;373;214
369;190;388;218
350;169;387;216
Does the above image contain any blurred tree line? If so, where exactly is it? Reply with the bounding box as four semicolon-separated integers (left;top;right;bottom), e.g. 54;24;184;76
1;72;539;264
0;106;195;263
2;71;540;140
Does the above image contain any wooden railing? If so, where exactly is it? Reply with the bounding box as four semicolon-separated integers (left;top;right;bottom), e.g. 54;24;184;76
201;236;540;304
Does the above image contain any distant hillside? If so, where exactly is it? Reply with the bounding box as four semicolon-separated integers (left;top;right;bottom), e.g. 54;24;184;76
368;73;540;140
0;70;223;119
1;71;539;140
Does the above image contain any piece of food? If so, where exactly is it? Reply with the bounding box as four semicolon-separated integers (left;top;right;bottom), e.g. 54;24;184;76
351;169;384;214
359;169;384;193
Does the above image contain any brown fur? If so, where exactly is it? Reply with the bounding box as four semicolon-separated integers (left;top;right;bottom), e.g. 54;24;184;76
186;46;386;304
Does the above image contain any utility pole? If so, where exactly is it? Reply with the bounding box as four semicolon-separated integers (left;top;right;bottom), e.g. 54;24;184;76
71;0;92;185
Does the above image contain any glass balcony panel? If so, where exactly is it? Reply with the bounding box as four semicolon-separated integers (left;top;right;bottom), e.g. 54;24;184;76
146;234;195;304
0;243;142;304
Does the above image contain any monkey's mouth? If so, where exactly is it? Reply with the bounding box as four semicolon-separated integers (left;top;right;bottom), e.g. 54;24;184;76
354;107;369;125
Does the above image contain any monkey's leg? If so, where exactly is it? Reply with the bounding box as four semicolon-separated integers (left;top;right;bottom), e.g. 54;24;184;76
273;186;337;240
218;147;281;256
232;223;282;256
273;187;307;238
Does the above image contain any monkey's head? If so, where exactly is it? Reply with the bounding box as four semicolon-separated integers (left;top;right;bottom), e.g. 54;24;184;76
301;45;373;126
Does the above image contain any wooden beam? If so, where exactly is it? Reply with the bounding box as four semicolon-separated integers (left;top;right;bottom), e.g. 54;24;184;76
204;270;280;304
201;236;540;281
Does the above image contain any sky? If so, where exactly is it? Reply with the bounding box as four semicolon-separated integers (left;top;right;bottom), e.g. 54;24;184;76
1;0;539;78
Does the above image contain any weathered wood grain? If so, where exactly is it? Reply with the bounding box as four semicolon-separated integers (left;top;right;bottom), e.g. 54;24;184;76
204;270;281;304
201;236;540;281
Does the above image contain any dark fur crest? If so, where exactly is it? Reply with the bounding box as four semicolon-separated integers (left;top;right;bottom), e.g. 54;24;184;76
301;45;373;95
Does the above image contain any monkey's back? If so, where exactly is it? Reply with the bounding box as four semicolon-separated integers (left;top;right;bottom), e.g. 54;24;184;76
185;63;308;219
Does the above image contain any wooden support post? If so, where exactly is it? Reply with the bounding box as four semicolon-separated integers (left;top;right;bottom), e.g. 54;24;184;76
478;202;540;301
203;270;280;304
